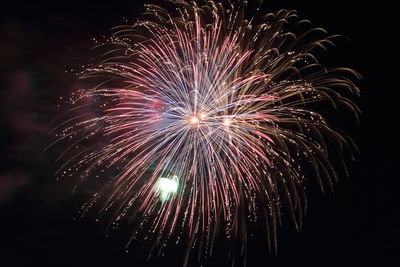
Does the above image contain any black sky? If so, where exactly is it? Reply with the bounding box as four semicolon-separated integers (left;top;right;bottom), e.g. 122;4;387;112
0;1;396;266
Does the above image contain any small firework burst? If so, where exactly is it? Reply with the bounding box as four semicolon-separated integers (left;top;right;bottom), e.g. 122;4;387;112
51;0;360;265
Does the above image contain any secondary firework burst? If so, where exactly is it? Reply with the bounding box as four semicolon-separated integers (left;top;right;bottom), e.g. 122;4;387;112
51;0;360;265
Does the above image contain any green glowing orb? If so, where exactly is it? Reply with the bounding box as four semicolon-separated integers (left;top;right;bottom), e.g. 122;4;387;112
157;176;179;200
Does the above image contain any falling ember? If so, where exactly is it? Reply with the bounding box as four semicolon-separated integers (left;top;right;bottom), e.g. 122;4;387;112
51;0;360;266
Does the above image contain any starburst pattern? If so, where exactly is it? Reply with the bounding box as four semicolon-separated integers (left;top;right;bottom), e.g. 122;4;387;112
51;0;360;265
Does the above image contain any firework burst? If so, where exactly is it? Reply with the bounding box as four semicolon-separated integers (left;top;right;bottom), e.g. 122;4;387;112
51;0;360;265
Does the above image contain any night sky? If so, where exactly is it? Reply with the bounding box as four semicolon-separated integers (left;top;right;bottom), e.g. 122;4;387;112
0;1;395;266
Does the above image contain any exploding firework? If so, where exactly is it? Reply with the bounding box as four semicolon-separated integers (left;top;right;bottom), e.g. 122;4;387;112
50;0;360;265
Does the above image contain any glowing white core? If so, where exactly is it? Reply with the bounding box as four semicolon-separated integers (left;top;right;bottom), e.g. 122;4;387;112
223;118;232;126
158;177;178;193
190;116;200;124
199;113;207;119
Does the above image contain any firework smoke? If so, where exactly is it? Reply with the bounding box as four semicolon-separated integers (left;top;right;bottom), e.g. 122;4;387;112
51;0;360;265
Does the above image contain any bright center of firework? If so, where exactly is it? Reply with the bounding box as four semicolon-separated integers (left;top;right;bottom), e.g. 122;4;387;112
190;116;200;125
223;118;232;126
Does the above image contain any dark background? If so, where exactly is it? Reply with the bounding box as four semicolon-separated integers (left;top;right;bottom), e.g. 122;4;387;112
0;0;395;266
